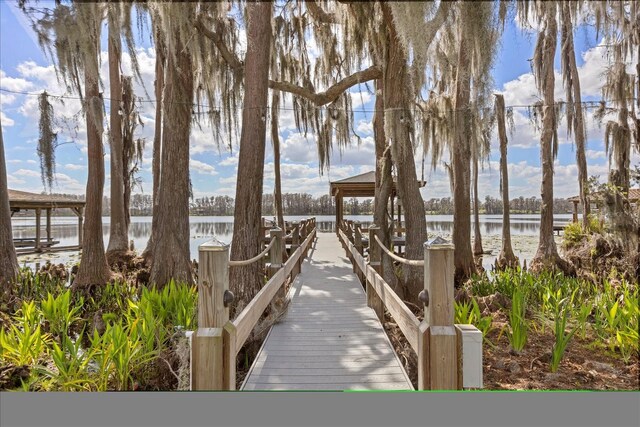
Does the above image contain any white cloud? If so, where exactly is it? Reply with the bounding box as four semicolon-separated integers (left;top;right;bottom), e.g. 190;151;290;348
585;149;606;160
190;159;218;175
14;168;40;177
1;111;15;126
63;163;86;171
0;69;33;92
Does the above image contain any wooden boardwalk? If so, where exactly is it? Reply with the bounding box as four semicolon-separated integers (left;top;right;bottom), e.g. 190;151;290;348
241;232;413;391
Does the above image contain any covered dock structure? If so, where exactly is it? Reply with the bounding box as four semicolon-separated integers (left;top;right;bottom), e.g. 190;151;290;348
329;171;426;232
9;189;85;254
567;188;640;222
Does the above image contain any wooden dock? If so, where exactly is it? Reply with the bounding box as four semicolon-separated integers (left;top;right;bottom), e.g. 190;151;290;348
241;232;413;391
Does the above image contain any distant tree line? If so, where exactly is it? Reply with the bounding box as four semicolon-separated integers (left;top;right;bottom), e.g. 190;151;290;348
425;196;575;215
12;192;579;217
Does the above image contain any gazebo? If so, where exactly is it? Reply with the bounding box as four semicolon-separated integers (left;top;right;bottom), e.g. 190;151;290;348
567;188;640;222
9;189;85;254
329;171;426;231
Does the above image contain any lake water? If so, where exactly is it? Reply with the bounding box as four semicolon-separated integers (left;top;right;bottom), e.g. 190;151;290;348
13;214;572;271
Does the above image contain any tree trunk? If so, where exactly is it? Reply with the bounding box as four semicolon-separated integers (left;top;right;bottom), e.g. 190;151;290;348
451;6;476;285
561;3;590;228
494;94;518;269
0;122;19;289
143;26;165;262
106;18;128;258
472;154;483;256
271;91;285;231
148;36;194;287
229;1;273;313
74;30;112;288
381;4;427;304
531;10;573;275
372;80;396;289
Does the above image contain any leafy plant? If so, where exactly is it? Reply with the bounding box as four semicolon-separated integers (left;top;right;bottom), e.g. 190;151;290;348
507;287;528;352
37;331;95;391
455;297;492;338
40;290;83;340
0;302;50;366
550;288;579;372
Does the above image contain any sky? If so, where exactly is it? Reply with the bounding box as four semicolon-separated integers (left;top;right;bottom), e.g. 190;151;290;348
1;1;638;202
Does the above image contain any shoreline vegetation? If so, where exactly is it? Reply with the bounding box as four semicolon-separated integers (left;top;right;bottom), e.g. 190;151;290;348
8;193;581;218
1;217;638;391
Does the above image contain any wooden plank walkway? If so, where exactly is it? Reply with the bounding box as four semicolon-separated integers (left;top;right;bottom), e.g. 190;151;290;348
241;232;413;391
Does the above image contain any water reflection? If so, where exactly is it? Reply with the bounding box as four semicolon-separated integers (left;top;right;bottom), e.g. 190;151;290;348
14;214;571;269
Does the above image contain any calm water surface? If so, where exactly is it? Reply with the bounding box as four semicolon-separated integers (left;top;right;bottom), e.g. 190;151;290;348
13;214;572;270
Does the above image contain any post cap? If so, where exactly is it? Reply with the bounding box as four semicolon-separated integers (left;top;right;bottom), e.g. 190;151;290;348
199;238;230;252
424;236;454;249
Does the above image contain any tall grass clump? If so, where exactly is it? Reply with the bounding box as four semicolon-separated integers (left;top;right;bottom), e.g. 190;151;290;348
550;288;579;372
507;287;528;352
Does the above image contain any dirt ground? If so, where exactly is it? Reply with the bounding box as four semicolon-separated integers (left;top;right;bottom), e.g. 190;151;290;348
384;311;639;391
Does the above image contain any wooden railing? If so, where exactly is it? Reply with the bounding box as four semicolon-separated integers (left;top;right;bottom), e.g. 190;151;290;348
189;217;317;390
338;221;483;390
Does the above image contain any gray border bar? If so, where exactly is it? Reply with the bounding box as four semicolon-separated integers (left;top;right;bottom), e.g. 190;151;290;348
1;391;639;427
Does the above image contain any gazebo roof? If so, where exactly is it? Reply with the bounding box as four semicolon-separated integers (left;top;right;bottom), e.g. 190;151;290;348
567;188;640;203
9;189;85;210
329;171;426;198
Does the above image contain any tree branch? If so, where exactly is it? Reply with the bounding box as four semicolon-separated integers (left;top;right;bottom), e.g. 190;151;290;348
306;1;336;24
421;1;454;50
196;12;381;107
195;17;244;73
268;65;381;106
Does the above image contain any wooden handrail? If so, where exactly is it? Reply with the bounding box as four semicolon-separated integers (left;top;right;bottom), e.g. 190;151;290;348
339;228;420;351
190;217;317;390
338;227;481;391
233;229;315;352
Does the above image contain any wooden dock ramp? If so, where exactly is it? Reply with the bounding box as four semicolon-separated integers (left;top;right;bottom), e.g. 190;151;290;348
241;232;413;391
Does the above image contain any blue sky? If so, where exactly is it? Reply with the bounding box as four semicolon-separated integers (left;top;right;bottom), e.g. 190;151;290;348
1;1;637;201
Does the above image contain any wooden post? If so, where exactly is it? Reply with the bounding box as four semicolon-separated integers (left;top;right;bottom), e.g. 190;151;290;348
191;238;229;390
367;224;384;321
335;192;343;235
35;208;41;252
76;207;83;247
572;200;579;223
397;201;402;237
353;221;363;277
291;222;300;278
269;227;284;279
46;208;52;247
421;238;458;390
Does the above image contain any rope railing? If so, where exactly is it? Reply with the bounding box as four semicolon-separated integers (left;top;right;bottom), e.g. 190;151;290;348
190;217;317;390
373;234;424;267
338;228;484;391
228;237;276;267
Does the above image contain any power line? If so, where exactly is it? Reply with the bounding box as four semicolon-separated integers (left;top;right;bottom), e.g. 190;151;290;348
0;87;637;114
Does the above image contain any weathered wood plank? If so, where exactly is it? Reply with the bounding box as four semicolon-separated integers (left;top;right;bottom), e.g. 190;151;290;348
241;232;412;391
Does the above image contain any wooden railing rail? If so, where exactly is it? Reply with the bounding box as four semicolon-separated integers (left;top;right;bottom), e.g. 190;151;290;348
338;224;483;390
190;217;317;390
